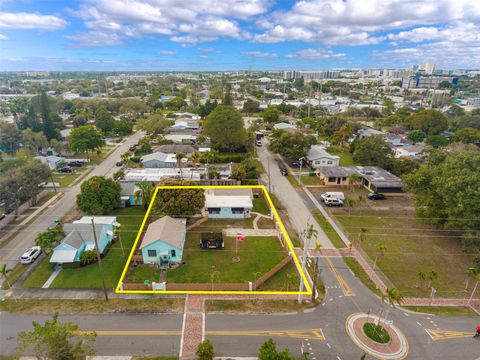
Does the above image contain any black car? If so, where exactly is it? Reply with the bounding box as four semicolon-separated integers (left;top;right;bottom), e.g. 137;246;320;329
367;193;386;200
58;166;73;173
129;145;136;151
280;168;288;176
116;161;123;166
68;161;83;167
291;159;307;168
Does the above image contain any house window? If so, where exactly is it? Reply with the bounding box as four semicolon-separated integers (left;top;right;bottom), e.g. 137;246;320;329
327;161;333;165
171;249;176;257
147;249;157;257
231;207;245;214
208;207;221;214
328;177;336;182
342;177;347;181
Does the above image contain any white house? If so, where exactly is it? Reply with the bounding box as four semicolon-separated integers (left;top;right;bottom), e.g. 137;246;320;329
306;146;340;168
140;152;177;168
204;188;253;219
394;144;425;159
273;122;297;132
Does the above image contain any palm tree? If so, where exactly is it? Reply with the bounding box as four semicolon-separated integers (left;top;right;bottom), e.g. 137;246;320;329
176;152;186;178
134;181;154;210
468;269;480;305
382;287;404;324
353;228;367;249
464;267;477;291
190;151;202;167
0;264;12;289
285;273;296;291
372;243;386;272
427;271;438;289
210;266;220;291
348;173;359;189
417;271;426;289
121;151;133;165
312;243;323;302
35;226;64;255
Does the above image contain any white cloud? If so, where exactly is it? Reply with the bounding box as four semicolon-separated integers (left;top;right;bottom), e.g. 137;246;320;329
241;50;278;59
254;0;480;45
158;50;176;56
0;34;7;40
198;47;214;52
285;48;346;60
0;12;67;30
72;0;271;46
66;31;123;47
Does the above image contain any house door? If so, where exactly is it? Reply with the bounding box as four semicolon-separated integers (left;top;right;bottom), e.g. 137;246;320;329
158;254;170;269
337;177;341;184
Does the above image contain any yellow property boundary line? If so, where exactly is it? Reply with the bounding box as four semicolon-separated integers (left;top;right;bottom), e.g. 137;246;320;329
115;185;312;295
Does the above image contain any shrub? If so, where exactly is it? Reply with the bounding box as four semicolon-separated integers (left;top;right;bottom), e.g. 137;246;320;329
363;322;390;344
80;249;97;266
196;340;214;360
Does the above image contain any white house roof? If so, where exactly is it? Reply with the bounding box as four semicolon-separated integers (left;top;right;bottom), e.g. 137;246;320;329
73;216;118;226
211;188;253;198
273;122;297;130
205;194;253;208
140;216;186;249
307;146;340;161
141;152;177;164
50;249;77;263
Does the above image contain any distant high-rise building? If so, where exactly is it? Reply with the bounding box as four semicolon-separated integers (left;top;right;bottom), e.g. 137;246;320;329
418;63;436;75
283;70;340;81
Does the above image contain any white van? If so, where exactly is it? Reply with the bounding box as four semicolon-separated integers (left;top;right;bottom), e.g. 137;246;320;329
320;192;345;202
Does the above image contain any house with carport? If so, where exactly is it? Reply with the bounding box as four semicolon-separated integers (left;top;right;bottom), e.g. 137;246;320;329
204;188;253;219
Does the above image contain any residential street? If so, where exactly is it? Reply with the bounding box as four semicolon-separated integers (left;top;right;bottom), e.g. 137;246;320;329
0;131;144;271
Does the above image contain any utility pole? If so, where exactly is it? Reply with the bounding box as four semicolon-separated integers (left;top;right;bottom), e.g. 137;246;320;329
312;256;319;303
298;219;311;303
267;159;271;193
307;85;312;118
91;217;109;301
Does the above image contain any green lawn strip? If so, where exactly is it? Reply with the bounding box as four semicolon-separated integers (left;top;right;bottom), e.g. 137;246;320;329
165;236;286;284
258;261;300;292
311;209;345;248
344;257;382;297
1;263;29;290
363;322;390;344
36;191;56;207
22;255;54;288
51;172;82;188
330;152;355;166
0;298;184;314
403;306;479;317
335;210;478;298
286;175;301;189
132;357;179;360
252;197;270;215
300;175;323;186
192;218;254;231
205;299;316;314
50;207;146;289
268;193;301;247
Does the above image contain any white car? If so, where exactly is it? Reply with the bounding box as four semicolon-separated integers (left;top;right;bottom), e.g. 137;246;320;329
20;246;42;264
324;198;344;207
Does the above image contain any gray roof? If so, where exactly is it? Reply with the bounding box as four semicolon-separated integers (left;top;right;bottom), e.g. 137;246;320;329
317;166;403;188
154;144;196;154
317;166;355;178
140;216;186;249
120;182;136;196
212;188;253;198
63;223;105;246
62;231;84;250
141;152;169;163
307;146;340;161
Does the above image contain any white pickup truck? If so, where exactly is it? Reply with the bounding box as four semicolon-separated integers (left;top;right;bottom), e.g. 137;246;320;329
320;192;345;202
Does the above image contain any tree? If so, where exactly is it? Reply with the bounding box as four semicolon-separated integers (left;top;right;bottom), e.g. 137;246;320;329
269;130;316;161
407;130;426;144
457;115;480;130
0;121;21;154
427;270;438;288
175;152;186;178
196;339;214;360
22;129;48;155
0;263;12;288
382;287;404;322
405;109;448;135
137;113;172;135
223;82;233;105
243;99;260;114
231;158;260;181
165;96;186;110
262;107;280;124
352;135;394;170
417;271;427;290
190;151;202;167
155;180;205;216
452;127;480;145
39;91;60;140
94;106;115;134
17;313;96;360
134;181;154;210
69;125;105;155
198;99;218;118
258;339;295;360
76;176;121;215
403;151;480;250
203;105;248;151
373;243;386;271
425;134;449;148
35;226;64;255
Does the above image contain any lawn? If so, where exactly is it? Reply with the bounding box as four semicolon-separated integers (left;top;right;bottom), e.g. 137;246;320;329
51;172;83;188
167;236;286;283
205;299;316;313
330;152;355;166
335;209;480;298
23;255;54;288
1;263;30;290
403;306;479;317
300;175;323;186
36;191;56;207
48;206;146;289
344;257;381;296
259;261;300;291
311;209;345;248
252;196;270;215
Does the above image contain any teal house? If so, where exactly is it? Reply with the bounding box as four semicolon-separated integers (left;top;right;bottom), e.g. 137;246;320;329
50;216;119;264
120;182;142;207
140;216;186;268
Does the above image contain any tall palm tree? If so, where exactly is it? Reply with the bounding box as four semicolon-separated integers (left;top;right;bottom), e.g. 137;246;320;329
372;243;386;272
134;181;153;210
190;151;202;167
427;271;438;289
0;264;12;289
312;242;323;302
353;228;367;249
464;267;477;291
382;287;404;324
176;152;186;179
468;270;480;305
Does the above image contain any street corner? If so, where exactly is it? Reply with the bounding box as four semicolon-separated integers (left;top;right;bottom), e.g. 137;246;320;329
345;312;409;360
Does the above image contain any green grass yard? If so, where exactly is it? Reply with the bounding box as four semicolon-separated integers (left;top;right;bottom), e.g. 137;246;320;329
330;152;355;166
23;255;54;288
300;175;323;186
311;209;345;248
252;196;270;215
1;263;30;289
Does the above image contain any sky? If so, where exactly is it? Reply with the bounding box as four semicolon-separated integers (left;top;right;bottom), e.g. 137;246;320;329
0;0;480;71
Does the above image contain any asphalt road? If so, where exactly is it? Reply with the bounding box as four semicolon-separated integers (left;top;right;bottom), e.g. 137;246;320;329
0;131;144;270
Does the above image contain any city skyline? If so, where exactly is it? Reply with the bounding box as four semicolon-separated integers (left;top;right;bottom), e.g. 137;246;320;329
1;0;480;71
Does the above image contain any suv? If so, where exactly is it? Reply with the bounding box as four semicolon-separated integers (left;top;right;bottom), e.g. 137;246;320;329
324;198;344;207
68;161;83;167
20;246;42;264
58;166;73;173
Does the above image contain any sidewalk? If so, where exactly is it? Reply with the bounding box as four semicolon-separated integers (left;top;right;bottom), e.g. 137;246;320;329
180;295;205;359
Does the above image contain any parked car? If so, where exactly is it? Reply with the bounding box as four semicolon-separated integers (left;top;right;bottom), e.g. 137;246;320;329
368;193;386;200
150;139;159;145
0;213;5;220
67;161;84;167
320;192;345;202
256;140;262;147
116;161;123;166
280;168;288;176
20;246;42;264
129;145;136;151
58;166;73;173
324;198;344;207
291;158;307;168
